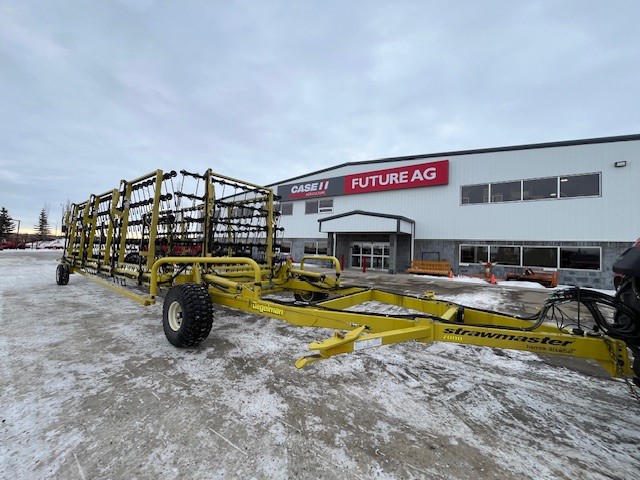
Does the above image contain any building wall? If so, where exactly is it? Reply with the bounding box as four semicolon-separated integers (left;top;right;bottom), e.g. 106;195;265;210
413;239;630;289
394;233;413;273
279;139;638;242
274;136;640;288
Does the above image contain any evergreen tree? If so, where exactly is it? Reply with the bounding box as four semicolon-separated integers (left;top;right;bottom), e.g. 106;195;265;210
35;207;51;241
0;207;15;240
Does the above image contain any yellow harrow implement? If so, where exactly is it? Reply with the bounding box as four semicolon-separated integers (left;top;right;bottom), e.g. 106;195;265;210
56;169;640;392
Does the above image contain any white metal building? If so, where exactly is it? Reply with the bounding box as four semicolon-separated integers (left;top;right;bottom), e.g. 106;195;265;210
270;134;640;288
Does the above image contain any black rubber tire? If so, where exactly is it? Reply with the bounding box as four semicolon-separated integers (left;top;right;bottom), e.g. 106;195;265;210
125;252;142;265
56;264;70;285
163;283;214;347
294;291;329;302
632;350;640;383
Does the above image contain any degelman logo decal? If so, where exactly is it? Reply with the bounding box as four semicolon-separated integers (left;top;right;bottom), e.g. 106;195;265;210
251;302;284;316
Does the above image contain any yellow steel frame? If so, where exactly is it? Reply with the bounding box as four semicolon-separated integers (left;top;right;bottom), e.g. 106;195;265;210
202;268;632;377
68;254;632;378
58;169;635;381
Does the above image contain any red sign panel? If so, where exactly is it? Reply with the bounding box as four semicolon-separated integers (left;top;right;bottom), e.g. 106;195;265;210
344;160;449;195
277;159;450;200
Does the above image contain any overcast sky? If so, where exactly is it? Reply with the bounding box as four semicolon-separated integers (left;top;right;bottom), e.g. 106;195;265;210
1;0;639;233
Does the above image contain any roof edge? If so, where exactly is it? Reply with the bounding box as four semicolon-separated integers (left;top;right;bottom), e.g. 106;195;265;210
318;210;415;224
268;133;640;187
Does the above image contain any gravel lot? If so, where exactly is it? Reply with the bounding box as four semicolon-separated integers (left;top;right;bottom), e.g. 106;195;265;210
2;250;639;479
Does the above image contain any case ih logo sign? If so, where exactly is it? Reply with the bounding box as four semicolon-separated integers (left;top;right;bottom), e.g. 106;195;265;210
278;160;449;201
288;180;331;199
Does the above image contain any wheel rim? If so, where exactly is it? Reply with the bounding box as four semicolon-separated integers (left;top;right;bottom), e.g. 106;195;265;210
299;291;314;302
167;301;183;331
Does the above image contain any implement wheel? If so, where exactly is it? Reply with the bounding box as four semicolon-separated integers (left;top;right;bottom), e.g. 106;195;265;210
294;291;329;302
56;264;70;285
163;283;214;347
633;349;640;387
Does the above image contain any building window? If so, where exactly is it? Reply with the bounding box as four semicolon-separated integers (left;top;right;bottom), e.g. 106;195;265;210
462;172;600;205
280;203;293;215
560;247;600;270
459;244;600;271
490;246;521;265
350;242;389;270
460;245;489;263
461;184;489;204
230;206;255;218
305;201;318;214
318;199;333;213
523;247;557;268
278;241;291;254
305;199;333;214
490;181;521;202
523;177;557;200
304;241;328;255
559;173;600;198
351;244;361;267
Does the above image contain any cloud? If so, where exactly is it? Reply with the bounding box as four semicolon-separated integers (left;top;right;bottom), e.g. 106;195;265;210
1;0;639;232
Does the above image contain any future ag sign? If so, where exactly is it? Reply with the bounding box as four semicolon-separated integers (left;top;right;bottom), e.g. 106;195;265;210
277;160;449;201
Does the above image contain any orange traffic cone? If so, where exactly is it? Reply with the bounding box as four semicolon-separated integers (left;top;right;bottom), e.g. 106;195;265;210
490;274;496;284
448;270;453;279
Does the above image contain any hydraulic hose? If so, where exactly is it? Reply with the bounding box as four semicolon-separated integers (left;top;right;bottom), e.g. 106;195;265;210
541;284;640;346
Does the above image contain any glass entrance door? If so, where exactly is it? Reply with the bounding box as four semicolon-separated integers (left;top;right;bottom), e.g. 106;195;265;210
350;242;390;270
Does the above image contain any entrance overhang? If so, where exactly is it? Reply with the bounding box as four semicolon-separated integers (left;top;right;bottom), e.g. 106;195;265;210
318;210;414;235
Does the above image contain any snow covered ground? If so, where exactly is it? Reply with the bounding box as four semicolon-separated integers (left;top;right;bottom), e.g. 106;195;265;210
1;251;639;479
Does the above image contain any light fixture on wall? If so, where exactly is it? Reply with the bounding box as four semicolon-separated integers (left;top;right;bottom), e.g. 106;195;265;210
614;161;627;168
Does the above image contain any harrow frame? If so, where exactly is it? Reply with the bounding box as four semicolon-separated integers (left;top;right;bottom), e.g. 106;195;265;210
57;168;635;380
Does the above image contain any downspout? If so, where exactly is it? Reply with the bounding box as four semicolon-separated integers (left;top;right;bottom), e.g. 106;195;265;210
411;221;415;262
333;232;337;257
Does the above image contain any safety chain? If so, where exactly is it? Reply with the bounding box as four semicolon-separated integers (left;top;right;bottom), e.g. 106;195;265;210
604;338;640;407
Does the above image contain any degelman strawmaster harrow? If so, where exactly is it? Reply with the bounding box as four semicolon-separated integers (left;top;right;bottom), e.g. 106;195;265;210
55;168;640;392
